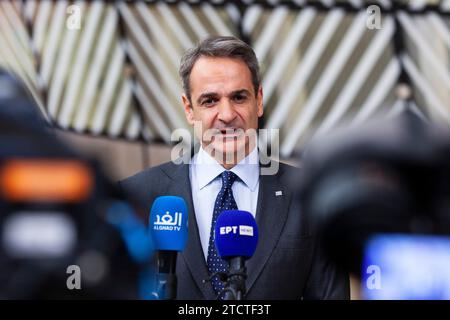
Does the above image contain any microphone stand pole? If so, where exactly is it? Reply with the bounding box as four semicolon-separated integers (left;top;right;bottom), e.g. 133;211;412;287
154;250;177;300
222;257;247;300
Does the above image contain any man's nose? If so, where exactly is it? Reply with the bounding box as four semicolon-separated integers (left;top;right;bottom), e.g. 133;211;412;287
217;99;237;123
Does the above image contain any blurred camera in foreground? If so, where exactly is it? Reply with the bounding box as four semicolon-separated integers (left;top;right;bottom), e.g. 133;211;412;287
298;111;450;299
0;71;154;299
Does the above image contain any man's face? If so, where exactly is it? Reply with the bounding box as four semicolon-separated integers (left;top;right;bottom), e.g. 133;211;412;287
182;56;263;165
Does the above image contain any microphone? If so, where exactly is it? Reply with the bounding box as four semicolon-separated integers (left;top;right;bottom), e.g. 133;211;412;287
149;196;188;299
214;210;258;300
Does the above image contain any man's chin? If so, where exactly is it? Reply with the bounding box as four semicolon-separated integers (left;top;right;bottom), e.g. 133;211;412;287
205;139;248;165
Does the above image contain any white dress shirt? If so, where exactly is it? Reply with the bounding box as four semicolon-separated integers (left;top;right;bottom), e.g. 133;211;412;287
189;146;260;261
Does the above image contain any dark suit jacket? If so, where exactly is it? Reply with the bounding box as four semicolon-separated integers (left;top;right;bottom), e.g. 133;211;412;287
119;157;350;300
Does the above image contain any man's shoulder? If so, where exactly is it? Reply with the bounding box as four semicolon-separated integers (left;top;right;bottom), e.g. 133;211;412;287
267;159;300;178
118;160;188;209
121;160;181;185
119;160;187;196
278;160;299;171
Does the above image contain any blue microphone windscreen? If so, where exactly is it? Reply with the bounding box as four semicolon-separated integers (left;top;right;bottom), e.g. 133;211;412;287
149;196;188;251
215;210;258;259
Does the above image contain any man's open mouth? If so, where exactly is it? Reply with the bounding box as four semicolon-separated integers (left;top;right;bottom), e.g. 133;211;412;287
215;128;244;138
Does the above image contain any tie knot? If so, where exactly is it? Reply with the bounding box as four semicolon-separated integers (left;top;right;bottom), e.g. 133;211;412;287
221;171;238;189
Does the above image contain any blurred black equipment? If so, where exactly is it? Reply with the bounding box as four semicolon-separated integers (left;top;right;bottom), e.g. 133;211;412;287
0;70;153;299
297;110;450;277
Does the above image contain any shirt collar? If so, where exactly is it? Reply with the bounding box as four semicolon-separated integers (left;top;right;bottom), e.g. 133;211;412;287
194;146;260;192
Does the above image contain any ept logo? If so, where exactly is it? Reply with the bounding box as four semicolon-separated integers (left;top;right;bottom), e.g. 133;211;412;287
220;225;254;236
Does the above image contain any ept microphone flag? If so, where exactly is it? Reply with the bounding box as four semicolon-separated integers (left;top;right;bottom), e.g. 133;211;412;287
215;210;258;259
149;196;188;251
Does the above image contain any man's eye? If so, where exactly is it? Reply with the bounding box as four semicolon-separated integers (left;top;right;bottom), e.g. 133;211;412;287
201;98;216;106
233;95;247;103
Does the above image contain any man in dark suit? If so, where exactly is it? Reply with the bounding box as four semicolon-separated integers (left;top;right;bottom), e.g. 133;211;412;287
120;36;349;300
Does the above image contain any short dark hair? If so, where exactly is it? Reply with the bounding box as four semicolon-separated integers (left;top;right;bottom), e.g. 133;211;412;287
179;36;261;103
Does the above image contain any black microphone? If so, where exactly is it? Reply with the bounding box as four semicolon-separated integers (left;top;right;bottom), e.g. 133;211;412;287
149;196;188;300
214;210;259;300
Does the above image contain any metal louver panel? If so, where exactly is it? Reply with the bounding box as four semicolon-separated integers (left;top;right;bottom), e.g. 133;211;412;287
0;0;449;158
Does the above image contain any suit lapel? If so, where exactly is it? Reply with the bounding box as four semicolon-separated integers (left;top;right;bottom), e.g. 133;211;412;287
246;163;290;293
163;162;216;300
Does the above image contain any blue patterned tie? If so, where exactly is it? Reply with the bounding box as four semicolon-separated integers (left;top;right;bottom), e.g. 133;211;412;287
207;170;238;296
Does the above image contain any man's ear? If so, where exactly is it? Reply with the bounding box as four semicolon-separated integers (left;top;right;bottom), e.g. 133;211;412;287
257;86;264;118
182;94;195;125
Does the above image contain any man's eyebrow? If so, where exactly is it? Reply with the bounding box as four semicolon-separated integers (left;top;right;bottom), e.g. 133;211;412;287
196;89;251;104
229;89;251;96
196;92;218;104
